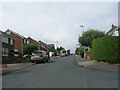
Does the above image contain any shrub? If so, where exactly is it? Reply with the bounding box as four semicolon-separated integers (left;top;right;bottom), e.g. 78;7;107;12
92;36;120;64
2;56;30;64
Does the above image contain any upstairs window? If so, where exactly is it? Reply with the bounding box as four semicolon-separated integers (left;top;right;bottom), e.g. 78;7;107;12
23;39;26;44
27;40;30;44
10;38;14;45
2;36;8;43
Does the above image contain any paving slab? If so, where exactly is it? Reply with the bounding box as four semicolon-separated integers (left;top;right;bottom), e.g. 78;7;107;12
75;55;119;72
2;63;35;75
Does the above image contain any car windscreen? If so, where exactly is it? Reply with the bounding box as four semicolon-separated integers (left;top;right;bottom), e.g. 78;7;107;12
32;52;42;55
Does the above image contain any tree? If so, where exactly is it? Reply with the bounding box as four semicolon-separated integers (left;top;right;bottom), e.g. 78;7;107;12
23;44;38;55
75;45;86;55
78;29;105;48
67;49;70;55
59;46;65;51
56;46;65;52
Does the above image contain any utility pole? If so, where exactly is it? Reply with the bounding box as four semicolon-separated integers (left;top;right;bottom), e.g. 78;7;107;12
80;25;84;33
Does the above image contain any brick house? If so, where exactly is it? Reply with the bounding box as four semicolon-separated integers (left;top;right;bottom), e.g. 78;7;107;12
27;37;40;49
0;30;15;62
5;29;49;56
39;40;48;52
5;29;24;56
23;37;34;45
47;44;55;52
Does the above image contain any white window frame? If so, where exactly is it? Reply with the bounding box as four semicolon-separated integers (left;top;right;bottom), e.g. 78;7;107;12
2;48;8;56
27;40;30;44
10;38;14;45
23;39;26;44
2;36;8;43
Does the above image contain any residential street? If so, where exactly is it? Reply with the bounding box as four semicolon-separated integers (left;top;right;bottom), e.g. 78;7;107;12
2;55;118;88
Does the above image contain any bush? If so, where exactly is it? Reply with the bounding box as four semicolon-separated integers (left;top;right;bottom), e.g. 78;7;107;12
2;56;30;64
92;36;120;64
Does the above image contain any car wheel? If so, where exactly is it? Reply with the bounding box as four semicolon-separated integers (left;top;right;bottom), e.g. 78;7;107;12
44;59;46;63
34;61;38;64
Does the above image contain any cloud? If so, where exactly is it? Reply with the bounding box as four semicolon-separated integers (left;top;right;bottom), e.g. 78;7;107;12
1;2;118;53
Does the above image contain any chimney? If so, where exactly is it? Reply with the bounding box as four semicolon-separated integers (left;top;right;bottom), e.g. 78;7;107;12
112;24;114;27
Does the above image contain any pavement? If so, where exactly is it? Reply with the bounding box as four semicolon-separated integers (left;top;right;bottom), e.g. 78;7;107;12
2;62;35;75
1;58;56;75
75;55;119;72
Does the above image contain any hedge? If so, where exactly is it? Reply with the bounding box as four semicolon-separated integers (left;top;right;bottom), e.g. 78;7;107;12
92;36;120;64
2;56;29;64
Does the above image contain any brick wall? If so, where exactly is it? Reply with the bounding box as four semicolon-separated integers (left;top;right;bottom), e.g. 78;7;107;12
39;41;48;52
10;32;23;56
28;37;40;49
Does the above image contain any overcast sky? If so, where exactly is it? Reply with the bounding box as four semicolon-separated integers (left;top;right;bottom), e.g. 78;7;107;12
0;2;118;53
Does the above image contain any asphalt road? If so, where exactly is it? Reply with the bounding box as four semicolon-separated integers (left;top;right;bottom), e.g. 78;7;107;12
2;55;118;88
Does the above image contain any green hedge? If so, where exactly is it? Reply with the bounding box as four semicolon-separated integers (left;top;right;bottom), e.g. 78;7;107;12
2;56;29;64
92;36;120;64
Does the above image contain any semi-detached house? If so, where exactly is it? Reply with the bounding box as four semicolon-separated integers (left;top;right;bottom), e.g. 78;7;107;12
5;29;48;56
27;37;40;49
5;29;24;56
39;40;48;52
0;30;15;63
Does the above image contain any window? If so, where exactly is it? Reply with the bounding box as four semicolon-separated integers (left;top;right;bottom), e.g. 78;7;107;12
10;38;14;45
27;40;30;44
23;39;26;44
40;44;46;49
2;36;8;43
31;42;34;44
2;48;8;56
0;31;2;35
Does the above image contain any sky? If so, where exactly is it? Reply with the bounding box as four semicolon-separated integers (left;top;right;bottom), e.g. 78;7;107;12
0;1;118;53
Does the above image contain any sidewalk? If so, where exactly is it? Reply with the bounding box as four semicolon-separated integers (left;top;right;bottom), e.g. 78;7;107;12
75;55;119;72
1;63;35;75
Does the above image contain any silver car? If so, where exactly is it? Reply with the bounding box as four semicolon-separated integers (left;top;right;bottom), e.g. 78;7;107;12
30;50;49;63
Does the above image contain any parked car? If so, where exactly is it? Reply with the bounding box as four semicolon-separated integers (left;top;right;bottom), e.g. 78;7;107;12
60;50;68;57
30;50;49;63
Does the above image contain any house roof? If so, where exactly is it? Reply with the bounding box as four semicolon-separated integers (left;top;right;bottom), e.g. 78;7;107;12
39;40;47;46
27;37;39;44
0;30;15;39
106;24;118;35
5;29;24;38
48;44;55;47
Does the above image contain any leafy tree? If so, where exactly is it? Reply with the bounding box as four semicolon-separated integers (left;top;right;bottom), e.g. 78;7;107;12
56;46;65;52
23;44;38;55
56;46;65;56
78;29;105;48
75;47;79;55
75;45;86;55
59;46;65;51
67;49;70;55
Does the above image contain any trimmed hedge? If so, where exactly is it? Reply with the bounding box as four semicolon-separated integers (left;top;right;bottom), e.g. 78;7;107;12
2;56;29;64
92;36;120;64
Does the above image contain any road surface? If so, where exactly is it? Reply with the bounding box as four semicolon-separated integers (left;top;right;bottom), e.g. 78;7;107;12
2;55;118;88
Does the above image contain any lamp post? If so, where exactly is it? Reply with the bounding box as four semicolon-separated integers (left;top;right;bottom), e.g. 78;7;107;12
80;25;84;33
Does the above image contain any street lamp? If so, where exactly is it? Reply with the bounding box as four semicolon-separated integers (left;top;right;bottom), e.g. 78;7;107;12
80;25;84;33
